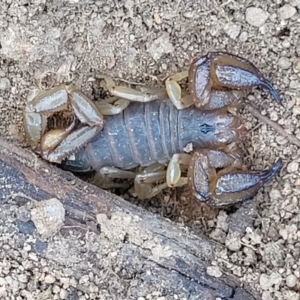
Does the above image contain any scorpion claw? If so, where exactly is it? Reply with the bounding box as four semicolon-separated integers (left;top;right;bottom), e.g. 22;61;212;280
189;52;281;107
189;151;283;207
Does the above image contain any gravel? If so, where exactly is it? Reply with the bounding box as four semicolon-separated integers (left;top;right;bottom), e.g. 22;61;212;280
0;0;300;299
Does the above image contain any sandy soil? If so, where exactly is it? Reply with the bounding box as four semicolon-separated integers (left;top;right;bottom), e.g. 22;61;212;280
0;0;299;299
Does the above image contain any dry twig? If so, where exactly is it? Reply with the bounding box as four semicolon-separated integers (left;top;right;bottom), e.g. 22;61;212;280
245;104;300;148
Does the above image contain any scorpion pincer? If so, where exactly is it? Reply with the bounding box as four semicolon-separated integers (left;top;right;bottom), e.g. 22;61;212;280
23;52;283;206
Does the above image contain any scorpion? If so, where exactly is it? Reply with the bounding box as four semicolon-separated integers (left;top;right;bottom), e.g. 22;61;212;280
23;52;283;206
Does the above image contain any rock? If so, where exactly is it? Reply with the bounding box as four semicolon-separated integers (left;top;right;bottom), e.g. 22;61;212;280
293;105;300;116
206;266;222;278
278;4;297;20
31;198;65;238
270;110;279;121
0;78;11;90
239;31;248;42
290;0;300;6
246;7;269;27
44;274;56;284
260;274;271;290
278;57;292;70
286;274;297;288
269;189;282;201
290;80;300;89
225;232;242;251
223;23;241;40
287;161;299;173
293;58;300;73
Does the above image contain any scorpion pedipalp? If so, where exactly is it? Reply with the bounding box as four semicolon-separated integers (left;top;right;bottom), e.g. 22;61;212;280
188;148;283;206
23;84;104;163
164;51;281;110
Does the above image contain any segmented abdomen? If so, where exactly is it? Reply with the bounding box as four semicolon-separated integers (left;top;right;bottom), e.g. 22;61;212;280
85;100;183;170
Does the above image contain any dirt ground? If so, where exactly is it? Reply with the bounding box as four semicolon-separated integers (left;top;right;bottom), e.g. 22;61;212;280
0;0;300;299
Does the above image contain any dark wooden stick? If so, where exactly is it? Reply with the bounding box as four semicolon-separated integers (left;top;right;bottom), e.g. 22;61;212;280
0;138;259;300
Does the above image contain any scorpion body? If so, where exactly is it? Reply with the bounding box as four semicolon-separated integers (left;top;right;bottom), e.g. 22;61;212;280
63;99;241;173
24;52;283;205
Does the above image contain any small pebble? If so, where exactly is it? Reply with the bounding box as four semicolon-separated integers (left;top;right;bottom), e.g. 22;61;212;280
0;286;6;297
207;266;222;278
246;7;269;27
278;4;296;19
269;189;282;201
290;80;300;89
183;12;193;19
276;135;288;145
278;57;292;70
270;110;279;121
243;247;257;265
286;274;297;288
239;31;248;42
282;40;291;48
279;228;288;240
287;161;299;173
293;106;300;116
225;233;241;251
0;78;10;90
262;291;273;300
31;198;65;237
223;23;241;40
260;273;271;290
45;274;56;284
18;274;28;283
293;58;300;73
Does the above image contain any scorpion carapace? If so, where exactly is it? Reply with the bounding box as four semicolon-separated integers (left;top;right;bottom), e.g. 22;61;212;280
23;52;283;206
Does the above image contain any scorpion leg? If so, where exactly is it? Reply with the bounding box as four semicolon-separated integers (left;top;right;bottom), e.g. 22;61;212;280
96;96;131;115
189;52;281;108
102;76;168;105
164;71;195;109
92;171;132;190
134;163;167;200
188;146;283;206
133;163;187;200
166;153;192;187
99;166;136;179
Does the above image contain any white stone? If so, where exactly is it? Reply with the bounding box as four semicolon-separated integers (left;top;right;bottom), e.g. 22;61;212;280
260;273;271;290
290;80;300;89
286;274;297;288
31;198;65;237
239;31;248;42
278;4;297;19
207;266;222;278
278;57;292;70
224;23;241;40
246;7;269;27
287;161;299;173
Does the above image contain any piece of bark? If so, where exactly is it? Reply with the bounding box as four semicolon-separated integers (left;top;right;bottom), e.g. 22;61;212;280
0;138;259;300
